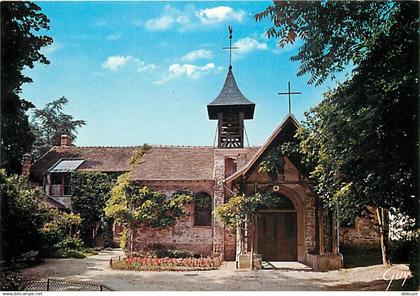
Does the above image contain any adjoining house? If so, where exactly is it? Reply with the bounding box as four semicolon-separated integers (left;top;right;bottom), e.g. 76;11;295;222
24;64;380;271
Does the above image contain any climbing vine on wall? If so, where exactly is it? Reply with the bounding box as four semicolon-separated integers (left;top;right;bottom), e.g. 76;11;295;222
216;192;283;230
104;144;195;252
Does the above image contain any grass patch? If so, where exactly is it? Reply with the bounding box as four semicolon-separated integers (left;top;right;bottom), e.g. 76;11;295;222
52;247;98;259
82;248;99;256
53;249;86;259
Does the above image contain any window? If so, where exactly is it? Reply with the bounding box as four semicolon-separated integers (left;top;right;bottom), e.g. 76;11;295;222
194;192;212;226
50;173;71;196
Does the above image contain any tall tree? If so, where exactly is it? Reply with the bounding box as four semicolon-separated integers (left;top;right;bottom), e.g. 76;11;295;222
31;97;86;160
1;1;53;173
256;1;401;85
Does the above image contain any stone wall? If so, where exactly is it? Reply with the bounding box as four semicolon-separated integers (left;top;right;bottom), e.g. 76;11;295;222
340;216;380;246
131;180;214;256
213;148;257;259
132;204;213;256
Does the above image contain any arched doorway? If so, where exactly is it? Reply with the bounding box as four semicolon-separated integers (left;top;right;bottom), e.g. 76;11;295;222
257;193;297;261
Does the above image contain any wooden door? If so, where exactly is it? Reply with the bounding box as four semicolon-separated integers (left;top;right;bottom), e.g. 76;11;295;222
257;212;297;261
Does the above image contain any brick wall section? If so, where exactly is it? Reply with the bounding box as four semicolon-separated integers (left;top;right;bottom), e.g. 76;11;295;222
132;204;213;256
131;180;214;256
340;216;380;246
213;148;258;259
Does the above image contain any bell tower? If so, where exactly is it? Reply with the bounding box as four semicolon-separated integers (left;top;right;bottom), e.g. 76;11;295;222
207;27;255;148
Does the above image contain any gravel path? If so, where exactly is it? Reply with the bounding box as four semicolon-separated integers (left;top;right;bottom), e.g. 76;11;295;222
21;249;411;291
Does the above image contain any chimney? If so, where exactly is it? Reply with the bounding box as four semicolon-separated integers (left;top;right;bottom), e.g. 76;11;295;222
22;153;32;176
60;134;72;146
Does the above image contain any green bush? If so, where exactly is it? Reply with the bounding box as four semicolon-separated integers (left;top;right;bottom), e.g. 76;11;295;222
120;228;128;252
54;236;83;251
408;233;419;289
389;239;413;263
340;244;382;268
0;170;50;265
54;249;86;259
141;244;195;259
167;249;195;259
0;271;25;291
82;248;98;256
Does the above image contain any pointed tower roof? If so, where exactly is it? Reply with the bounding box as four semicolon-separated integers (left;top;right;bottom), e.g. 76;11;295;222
207;67;255;119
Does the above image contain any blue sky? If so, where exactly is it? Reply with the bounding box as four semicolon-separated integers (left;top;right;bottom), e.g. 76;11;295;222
23;1;349;147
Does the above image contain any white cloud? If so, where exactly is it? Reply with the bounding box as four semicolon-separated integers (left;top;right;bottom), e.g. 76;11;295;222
154;63;221;84
234;37;268;54
143;5;245;32
106;33;122;41
181;49;214;62
102;55;134;71
196;6;245;25
138;61;156;72
145;5;191;31
102;55;156;73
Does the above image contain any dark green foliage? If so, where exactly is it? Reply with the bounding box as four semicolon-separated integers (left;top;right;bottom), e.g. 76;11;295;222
295;2;418;221
39;210;82;256
340;245;382;268
101;216;114;248
105;146;194;252
31;97;86;160
408;233;420;289
54;236;83;251
0;169;50;264
0;271;25;291
256;1;401;85
139;245;196;259
70;172;115;247
105;181;193;228
53;249;86;259
1;1;53;173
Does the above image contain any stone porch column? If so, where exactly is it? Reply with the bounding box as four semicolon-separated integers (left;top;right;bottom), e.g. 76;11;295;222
212;150;226;259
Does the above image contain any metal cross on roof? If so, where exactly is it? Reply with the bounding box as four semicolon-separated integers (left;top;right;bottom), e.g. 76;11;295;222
223;26;238;69
277;81;302;114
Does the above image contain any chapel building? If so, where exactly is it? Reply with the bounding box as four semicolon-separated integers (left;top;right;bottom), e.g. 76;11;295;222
25;64;379;271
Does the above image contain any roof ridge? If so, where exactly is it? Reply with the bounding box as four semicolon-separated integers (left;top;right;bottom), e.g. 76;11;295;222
52;144;214;149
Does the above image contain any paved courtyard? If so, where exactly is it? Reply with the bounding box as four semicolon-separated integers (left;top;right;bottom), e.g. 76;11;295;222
21;249;411;291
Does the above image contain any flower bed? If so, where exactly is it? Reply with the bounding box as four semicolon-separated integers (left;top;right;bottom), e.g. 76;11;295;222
110;256;221;271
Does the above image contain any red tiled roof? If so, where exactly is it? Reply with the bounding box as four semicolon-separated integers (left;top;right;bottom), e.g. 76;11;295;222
32;145;260;182
31;146;137;182
130;146;214;181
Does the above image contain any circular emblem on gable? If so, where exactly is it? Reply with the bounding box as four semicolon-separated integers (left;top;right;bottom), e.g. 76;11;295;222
273;185;280;192
217;180;223;185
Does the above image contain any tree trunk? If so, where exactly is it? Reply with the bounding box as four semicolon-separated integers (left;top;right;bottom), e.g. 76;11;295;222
376;207;389;266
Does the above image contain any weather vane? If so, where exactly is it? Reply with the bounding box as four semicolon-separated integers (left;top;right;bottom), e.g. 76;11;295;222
277;81;302;114
223;26;238;69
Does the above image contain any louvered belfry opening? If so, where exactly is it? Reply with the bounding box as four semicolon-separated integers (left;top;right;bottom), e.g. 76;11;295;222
208;67;255;149
218;111;244;148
